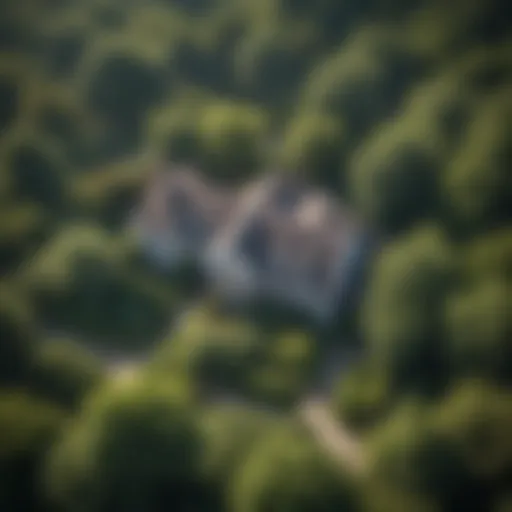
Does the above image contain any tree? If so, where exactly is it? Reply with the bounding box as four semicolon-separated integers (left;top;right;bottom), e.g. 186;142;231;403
247;330;317;408
331;361;394;433
29;338;106;410
362;225;454;394
86;53;164;125
366;401;478;512
349;120;439;233
277;113;346;191
230;420;358;512
301;27;418;142
233;23;318;107
443;90;511;233
149;307;263;395
201;404;277;509
45;377;207;512
4;135;70;213
433;380;512;486
197;101;269;182
22;224;173;348
0;391;66;512
446;279;511;383
0;285;37;385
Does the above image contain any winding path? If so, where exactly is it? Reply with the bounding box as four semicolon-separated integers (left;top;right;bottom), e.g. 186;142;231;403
298;397;365;475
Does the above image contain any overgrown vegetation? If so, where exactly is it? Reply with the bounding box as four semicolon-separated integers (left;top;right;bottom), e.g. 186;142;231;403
0;0;510;510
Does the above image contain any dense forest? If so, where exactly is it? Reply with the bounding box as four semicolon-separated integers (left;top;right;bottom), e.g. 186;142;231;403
1;0;511;511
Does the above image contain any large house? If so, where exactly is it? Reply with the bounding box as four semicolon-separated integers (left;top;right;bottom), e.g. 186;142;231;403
130;165;372;322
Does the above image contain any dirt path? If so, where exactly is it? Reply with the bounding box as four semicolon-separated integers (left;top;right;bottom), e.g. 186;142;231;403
298;397;366;475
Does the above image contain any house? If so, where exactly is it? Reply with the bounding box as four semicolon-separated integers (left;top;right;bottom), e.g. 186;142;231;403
130;165;371;322
205;172;367;320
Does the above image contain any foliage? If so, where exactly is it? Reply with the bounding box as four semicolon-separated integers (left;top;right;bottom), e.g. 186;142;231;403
0;391;66;512
45;377;206;512
230;420;358;512
0;0;510;509
0;285;37;385
29;338;106;410
201;404;277;507
20;224;174;348
362;225;455;393
278;113;346;191
331;361;394;433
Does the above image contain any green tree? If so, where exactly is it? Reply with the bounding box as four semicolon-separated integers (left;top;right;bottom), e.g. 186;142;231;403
362;225;454;394
433;379;512;485
230;420;357;512
201;404;277;509
45;377;207;512
197;101;269;182
150;306;262;394
444;90;511;233
3;135;70;213
278;113;346;191
22;224;173;347
366;401;477;512
29;338;106;410
0;391;66;512
331;361;394;433
446;279;511;383
0;286;37;385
